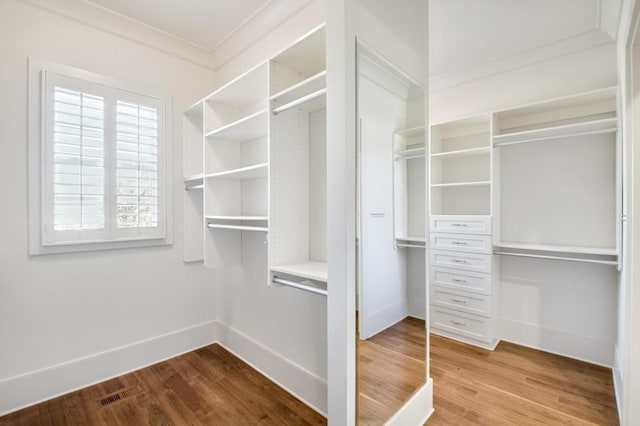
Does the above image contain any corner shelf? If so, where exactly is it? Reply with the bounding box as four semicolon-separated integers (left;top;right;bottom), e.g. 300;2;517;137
205;163;268;180
271;261;328;282
205;109;268;142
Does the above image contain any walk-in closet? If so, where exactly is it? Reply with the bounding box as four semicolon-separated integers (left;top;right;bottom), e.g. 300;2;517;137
2;0;640;425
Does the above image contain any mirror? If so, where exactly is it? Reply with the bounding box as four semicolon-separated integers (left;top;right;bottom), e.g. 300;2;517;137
356;40;428;424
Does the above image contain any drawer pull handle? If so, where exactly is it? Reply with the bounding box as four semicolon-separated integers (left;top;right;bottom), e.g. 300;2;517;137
451;259;468;264
451;223;468;227
451;298;467;304
450;320;466;326
451;241;468;246
451;278;467;284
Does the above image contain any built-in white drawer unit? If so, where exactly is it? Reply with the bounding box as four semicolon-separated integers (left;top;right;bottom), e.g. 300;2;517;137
429;267;491;295
430;232;491;254
430;249;492;273
430;306;491;344
429;215;491;235
430;286;491;317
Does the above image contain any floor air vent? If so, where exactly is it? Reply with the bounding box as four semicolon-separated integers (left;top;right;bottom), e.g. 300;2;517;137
99;388;138;406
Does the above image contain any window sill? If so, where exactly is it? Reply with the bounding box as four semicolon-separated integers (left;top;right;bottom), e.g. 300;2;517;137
29;236;173;256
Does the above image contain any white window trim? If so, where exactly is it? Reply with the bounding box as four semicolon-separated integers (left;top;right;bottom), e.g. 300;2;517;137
28;57;173;255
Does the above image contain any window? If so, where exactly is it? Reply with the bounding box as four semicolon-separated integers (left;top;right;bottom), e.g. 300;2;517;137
29;59;172;254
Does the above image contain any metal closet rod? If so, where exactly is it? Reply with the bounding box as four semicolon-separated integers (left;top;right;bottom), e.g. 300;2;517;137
207;223;268;232
493;250;617;266
493;127;617;148
396;243;426;249
272;88;326;115
272;276;328;296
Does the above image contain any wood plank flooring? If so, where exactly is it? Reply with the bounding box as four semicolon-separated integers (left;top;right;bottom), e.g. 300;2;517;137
358;317;618;425
0;326;619;425
358;316;427;425
429;334;619;425
0;344;326;425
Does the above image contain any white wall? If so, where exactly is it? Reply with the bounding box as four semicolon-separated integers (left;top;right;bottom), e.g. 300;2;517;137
0;0;217;415
430;42;620;366
430;43;618;123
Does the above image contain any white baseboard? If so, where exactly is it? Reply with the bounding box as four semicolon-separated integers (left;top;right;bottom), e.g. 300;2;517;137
0;320;218;416
214;321;328;416
500;318;614;367
360;301;408;339
613;344;623;422
385;378;434;426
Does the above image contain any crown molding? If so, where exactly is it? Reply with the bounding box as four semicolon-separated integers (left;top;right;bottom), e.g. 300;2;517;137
210;0;318;70
17;0;217;70
430;30;614;93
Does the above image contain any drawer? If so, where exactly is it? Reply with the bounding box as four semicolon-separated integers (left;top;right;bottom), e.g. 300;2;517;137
430;250;492;273
430;267;491;295
430;306;491;343
430;215;491;235
430;286;491;317
430;233;492;254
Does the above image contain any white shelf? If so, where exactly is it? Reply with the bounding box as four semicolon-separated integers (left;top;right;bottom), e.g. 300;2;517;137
395;146;425;160
395;236;426;243
495;242;618;256
272;89;326;115
431;181;491;188
206;215;268;221
271;261;328;283
394;125;425;138
205;109;268;142
204;62;268;105
493;117;617;146
184;174;204;191
430;146;491;159
205;163;268;180
271;70;326;105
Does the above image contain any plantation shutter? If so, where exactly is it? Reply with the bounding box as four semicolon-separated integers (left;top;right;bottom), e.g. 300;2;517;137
115;101;159;230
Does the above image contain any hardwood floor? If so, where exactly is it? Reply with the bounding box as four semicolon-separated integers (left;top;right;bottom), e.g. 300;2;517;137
429;334;619;425
0;344;326;425
358;317;427;425
1;330;619;425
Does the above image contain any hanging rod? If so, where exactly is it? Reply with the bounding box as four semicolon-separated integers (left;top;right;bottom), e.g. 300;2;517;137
396;243;426;249
207;223;268;232
493;250;617;266
272;88;327;115
493;127;617;148
185;184;204;191
272;277;328;296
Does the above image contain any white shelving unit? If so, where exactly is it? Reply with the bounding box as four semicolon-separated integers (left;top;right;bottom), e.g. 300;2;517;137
493;86;620;268
200;63;270;268
429;115;492;217
393;125;426;249
268;26;328;294
427;86;621;353
428;114;497;349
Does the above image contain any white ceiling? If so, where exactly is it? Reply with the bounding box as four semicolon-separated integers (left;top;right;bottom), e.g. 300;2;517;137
87;0;273;51
429;0;618;78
